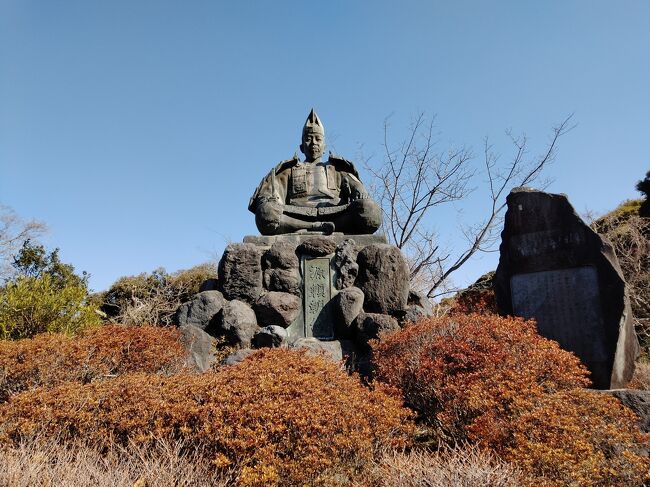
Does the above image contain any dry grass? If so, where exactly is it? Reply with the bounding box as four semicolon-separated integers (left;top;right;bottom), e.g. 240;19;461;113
0;440;524;487
0;438;233;487
630;360;650;390
364;446;524;487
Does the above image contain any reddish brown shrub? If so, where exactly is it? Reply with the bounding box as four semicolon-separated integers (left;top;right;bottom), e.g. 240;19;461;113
0;348;414;487
446;272;498;315
372;314;649;486
449;288;497;315
0;325;186;402
373;314;589;443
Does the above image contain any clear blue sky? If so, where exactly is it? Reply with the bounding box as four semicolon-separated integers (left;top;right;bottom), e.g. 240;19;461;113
1;1;648;293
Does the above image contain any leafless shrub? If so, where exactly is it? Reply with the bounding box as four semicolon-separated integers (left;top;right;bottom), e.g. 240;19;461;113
364;445;524;487
0;205;46;281
593;206;650;352
0;438;233;487
100;263;218;326
364;113;573;297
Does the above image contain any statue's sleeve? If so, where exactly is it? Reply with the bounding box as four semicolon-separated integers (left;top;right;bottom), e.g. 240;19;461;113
248;164;289;213
343;172;370;199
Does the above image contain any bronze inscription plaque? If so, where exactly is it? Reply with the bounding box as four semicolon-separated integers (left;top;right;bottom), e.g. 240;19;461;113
303;257;333;338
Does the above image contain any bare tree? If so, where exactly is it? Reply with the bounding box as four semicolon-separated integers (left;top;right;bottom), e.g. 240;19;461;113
364;113;574;298
0;205;47;280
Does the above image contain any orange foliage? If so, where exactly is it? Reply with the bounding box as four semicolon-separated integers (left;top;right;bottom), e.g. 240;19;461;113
449;288;497;315
0;348;414;487
372;314;649;486
507;389;649;486
0;325;186;402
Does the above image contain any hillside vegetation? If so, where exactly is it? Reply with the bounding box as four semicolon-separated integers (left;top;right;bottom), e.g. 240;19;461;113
592;199;650;354
0;316;648;486
0;189;648;485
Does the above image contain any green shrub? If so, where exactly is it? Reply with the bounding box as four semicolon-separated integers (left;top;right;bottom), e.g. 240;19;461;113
0;275;99;340
0;242;99;340
0;349;414;486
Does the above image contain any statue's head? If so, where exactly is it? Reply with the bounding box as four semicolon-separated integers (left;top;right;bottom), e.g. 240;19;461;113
300;109;326;162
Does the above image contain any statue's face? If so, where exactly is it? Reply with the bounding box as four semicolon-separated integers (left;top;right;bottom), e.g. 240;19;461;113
301;132;325;161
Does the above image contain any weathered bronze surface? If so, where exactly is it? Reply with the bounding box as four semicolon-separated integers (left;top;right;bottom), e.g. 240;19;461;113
303;257;333;339
248;109;382;235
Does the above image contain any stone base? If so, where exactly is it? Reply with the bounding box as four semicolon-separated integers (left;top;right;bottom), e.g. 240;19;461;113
243;233;387;247
176;233;433;375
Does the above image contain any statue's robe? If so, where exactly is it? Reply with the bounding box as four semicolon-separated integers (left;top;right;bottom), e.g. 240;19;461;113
248;154;367;213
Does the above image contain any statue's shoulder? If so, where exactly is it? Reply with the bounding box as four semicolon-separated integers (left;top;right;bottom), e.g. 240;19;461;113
328;153;360;179
274;154;301;174
248;155;298;212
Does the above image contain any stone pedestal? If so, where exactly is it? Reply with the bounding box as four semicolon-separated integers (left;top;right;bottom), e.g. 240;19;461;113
495;188;639;389
243;232;387;247
242;233;392;342
177;233;432;370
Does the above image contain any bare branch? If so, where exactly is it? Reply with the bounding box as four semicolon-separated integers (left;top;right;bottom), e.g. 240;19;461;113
0;205;47;280
364;113;572;299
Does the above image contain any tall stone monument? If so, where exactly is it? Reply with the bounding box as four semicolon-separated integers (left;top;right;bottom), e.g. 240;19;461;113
176;110;430;364
495;188;639;389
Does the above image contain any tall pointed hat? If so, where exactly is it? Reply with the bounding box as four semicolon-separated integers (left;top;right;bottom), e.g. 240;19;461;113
302;108;325;138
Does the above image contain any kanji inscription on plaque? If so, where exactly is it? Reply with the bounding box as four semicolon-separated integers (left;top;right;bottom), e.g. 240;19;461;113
510;266;607;362
303;257;332;338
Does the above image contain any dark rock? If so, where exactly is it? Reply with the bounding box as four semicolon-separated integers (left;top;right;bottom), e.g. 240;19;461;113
333;239;359;289
215;299;258;347
218;243;264;304
601;389;650;434
223;348;255;366
408;290;433;315
355;351;375;381
355;244;410;315
198;278;219;292
174;291;225;330
297;237;337;257
354;312;400;348
263;241;299;270
402;306;428;324
462;271;496;293
263;268;301;295
254;291;301;328
262;241;301;294
178;325;217;372
495;188;639;389
291;337;356;365
252;325;288;348
332;287;364;338
402;290;434;324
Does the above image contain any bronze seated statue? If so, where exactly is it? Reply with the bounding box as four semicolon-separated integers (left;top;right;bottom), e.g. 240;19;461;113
248;109;382;235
